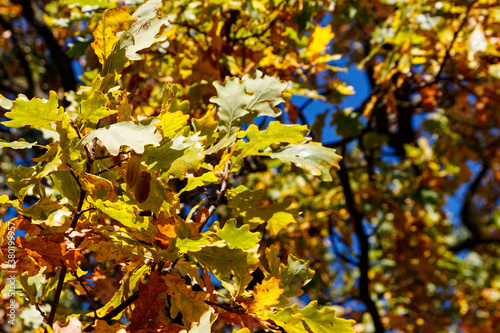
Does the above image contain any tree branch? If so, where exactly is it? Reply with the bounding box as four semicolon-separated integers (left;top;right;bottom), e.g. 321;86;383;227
46;265;67;329
0;15;35;97
15;0;77;92
73;272;100;320
449;161;500;252
337;154;384;332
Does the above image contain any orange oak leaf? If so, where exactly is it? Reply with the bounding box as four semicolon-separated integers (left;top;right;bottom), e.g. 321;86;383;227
202;268;217;303
16;233;83;270
128;270;168;331
152;212;178;248
218;311;271;331
134;322;187;333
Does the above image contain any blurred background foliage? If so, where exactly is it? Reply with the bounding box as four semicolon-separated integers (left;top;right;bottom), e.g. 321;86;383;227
1;0;500;332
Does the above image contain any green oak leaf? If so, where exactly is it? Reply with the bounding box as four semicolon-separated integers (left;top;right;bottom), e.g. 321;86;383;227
0;140;37;149
78;90;117;124
122;0;169;61
161;84;190;114
51;171;81;206
279;255;315;298
2;91;64;131
190;245;249;279
262;302;356;333
93;199;148;231
241;70;287;120
204;131;238;155
178;172;220;195
291;301;356;333
174;232;220;253
32;144;62;179
192;109;218;146
18;267;48;305
210;76;253;135
184;309;217;333
7;165;38;201
143;141;183;172
163;148;203;180
19;198;62;220
103;0;169;74
261;306;304;333
122;180;178;214
210;71;287;135
233;121;308;168
163;274;210;327
226;185;297;227
269;142;342;181
143;141;204;180
171;131;206;150
213;219;260;250
81;120;162;155
155;110;189;139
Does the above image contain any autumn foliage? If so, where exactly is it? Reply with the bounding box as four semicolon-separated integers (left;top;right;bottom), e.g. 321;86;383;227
1;0;500;332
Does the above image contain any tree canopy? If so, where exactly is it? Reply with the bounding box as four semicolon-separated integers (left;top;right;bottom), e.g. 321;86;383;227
1;0;499;332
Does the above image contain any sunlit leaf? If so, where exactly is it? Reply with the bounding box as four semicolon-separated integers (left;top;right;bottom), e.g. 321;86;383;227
81;120;162;155
233;121;308;167
291;301;356;333
78;90;117;124
91;7;136;65
306;25;334;62
269;142;342;181
0;140;37;149
210;76;253;135
2;91;64;131
164;274;209;326
249;277;284;313
213;219;260;250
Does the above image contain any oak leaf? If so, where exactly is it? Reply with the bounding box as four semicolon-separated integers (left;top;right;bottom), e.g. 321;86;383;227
129;270;168;331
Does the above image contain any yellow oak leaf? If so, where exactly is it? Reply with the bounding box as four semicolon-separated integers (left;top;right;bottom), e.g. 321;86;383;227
91;7;136;65
306;25;335;62
249;277;284;313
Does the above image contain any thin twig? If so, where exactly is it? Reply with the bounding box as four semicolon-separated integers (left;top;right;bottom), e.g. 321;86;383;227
207;161;230;217
73;272;100;322
47;125;94;331
34;302;48;323
412;0;477;92
95;157;128;176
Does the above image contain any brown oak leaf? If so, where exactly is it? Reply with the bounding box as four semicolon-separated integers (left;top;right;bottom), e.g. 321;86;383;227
128;270;168;331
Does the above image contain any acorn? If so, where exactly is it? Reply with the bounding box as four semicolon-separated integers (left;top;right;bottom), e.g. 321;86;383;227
135;171;151;203
126;154;142;187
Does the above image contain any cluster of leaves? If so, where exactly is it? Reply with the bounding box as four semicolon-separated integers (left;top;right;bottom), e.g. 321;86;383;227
0;0;356;332
2;0;500;332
